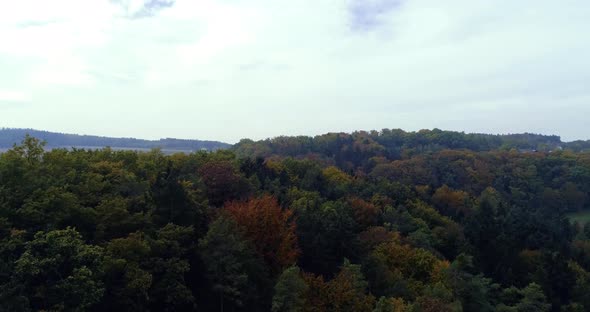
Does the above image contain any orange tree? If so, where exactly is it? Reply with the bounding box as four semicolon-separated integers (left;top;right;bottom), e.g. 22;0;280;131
225;195;299;274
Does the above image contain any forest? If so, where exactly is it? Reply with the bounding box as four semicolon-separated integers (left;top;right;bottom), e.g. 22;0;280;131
1;129;590;311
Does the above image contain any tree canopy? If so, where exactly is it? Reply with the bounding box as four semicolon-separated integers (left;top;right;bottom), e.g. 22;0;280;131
0;132;589;311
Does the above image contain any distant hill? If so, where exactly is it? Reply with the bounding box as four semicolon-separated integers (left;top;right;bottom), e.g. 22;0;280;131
0;128;231;152
233;128;590;165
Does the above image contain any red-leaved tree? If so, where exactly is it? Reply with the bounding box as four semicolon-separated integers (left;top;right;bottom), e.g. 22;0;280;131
224;195;299;274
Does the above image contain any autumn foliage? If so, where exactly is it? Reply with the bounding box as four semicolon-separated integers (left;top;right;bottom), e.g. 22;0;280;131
302;262;376;312
2;131;589;311
348;197;380;227
224;195;299;273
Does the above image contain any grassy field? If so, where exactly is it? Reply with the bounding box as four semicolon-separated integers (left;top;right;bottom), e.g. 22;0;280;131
567;210;590;225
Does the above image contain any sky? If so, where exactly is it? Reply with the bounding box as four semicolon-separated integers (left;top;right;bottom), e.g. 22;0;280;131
1;0;589;143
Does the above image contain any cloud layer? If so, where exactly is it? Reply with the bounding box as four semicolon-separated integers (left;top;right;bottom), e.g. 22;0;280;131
1;0;589;142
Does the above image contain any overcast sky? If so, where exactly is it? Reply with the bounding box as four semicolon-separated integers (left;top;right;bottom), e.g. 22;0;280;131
1;0;589;143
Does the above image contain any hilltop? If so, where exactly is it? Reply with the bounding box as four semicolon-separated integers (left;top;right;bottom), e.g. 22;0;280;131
0;128;231;152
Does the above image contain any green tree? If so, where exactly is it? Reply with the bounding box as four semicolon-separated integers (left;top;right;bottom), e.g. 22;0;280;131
0;221;28;312
296;200;359;275
447;254;498;312
0;135;46;224
148;224;197;311
496;283;551;312
11;228;104;311
272;266;308;312
101;232;152;312
94;197;146;242
10;134;46;165
199;216;269;311
516;283;550;312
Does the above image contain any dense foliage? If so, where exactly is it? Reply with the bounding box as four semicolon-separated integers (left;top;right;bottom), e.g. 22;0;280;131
1;132;590;311
234;129;590;160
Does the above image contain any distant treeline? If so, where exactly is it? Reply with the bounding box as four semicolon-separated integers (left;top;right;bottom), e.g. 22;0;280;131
0;128;231;151
234;128;590;165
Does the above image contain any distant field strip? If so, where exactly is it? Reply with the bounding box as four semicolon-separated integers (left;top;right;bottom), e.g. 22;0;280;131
0;146;199;155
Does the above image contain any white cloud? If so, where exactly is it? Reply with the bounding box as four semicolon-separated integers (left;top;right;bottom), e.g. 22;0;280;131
0;0;589;142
